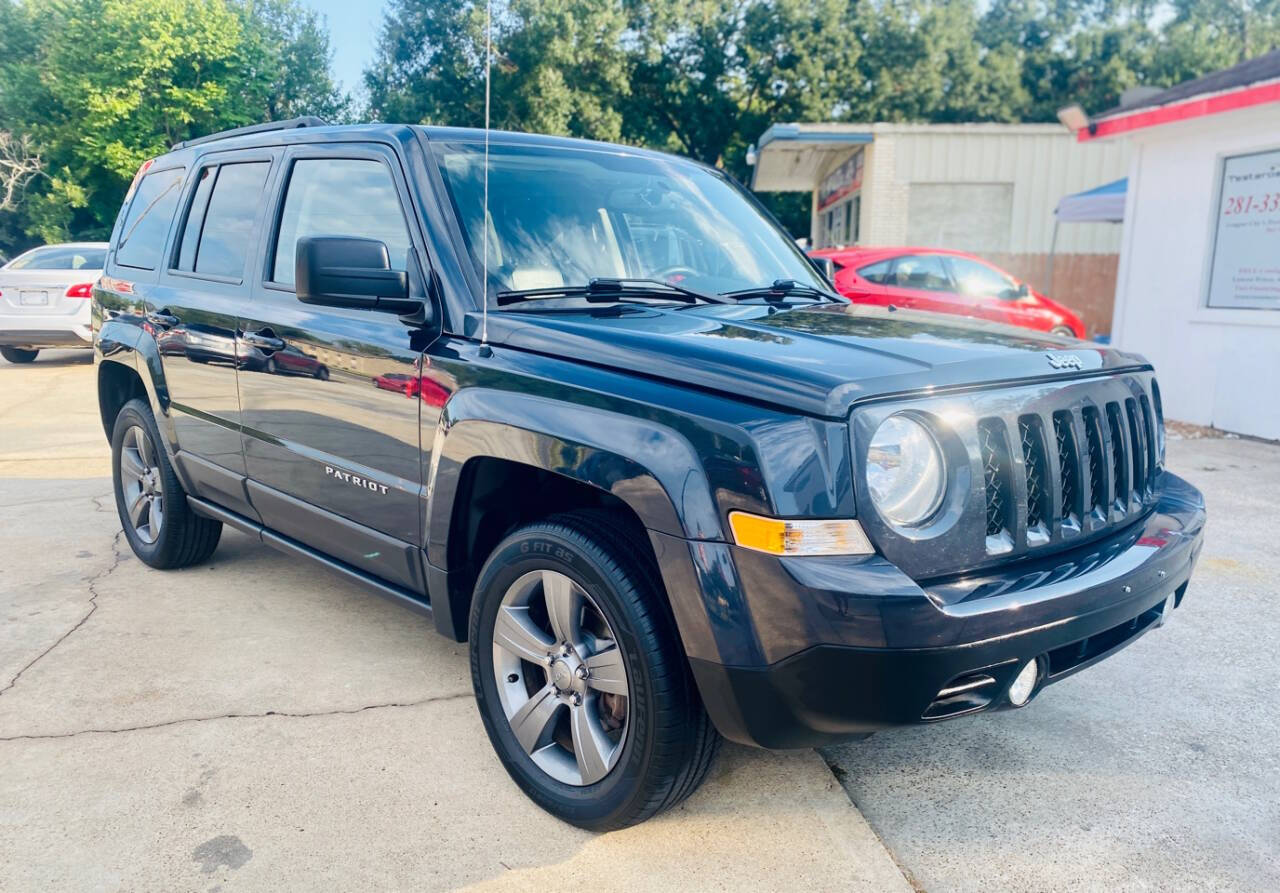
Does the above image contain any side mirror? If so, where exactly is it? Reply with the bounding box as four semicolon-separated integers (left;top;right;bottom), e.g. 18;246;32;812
1016;282;1030;298
808;254;836;285
296;236;416;314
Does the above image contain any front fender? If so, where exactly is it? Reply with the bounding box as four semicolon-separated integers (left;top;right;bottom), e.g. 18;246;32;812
425;389;723;570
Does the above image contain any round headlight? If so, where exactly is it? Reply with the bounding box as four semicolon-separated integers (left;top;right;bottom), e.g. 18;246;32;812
866;415;945;526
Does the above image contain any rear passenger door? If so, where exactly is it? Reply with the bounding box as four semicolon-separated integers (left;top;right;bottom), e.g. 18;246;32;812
237;143;430;594
146;152;277;518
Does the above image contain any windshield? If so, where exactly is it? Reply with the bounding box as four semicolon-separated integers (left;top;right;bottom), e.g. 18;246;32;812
431;139;825;304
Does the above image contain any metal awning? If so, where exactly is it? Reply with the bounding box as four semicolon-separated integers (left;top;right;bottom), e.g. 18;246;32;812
1054;178;1127;223
748;124;873;191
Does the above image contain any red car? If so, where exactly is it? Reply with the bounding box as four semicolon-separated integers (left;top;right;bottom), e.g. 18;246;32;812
810;246;1086;339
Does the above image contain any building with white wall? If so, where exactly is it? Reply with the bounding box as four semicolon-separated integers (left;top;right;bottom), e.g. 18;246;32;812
1078;50;1280;439
749;122;1130;334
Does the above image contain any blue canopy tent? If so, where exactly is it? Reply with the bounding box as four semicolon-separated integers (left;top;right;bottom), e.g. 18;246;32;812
1046;178;1127;311
1055;177;1128;223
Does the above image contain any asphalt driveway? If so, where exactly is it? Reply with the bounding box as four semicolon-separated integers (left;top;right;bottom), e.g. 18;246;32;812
2;350;1278;891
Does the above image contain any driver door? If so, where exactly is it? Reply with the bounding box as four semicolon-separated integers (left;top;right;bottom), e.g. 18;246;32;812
237;143;434;593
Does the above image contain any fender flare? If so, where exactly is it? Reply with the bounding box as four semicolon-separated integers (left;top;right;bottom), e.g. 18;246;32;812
425;388;724;570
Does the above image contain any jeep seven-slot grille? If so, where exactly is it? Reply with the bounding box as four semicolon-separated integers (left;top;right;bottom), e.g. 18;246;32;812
1018;415;1051;535
1106;403;1128;511
977;419;1012;539
973;381;1162;557
1082;406;1106;517
1052;411;1081;527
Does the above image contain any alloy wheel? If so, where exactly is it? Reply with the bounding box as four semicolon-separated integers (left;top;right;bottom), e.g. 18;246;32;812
491;570;630;786
119;425;164;544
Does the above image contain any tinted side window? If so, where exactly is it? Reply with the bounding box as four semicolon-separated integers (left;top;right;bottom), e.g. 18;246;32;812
947;256;1016;298
891;255;951;291
271;158;411;286
178;162;270;279
175;167;216;272
857;259;893;284
115;168;185;269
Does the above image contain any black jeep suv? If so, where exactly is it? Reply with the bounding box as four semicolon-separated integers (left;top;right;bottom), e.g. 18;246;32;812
93;119;1206;830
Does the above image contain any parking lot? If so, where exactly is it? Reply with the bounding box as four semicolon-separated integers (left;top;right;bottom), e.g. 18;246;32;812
2;351;1278;891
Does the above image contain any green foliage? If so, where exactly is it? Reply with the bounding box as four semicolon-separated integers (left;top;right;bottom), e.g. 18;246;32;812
1;0;1276;252
0;0;346;250
366;0;1280;237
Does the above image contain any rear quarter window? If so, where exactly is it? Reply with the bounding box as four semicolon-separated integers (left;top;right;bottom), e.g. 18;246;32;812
114;167;186;270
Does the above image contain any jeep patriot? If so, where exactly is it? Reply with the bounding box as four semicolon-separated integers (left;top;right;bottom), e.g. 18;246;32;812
93;119;1206;830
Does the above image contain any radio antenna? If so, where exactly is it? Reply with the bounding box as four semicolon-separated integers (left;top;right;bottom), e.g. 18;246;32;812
479;0;492;354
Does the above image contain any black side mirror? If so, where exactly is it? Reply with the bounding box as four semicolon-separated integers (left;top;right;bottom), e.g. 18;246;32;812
1015;282;1030;298
296;236;417;314
807;254;836;285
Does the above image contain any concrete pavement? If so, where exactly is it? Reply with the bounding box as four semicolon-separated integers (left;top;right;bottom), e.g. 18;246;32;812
0;352;910;891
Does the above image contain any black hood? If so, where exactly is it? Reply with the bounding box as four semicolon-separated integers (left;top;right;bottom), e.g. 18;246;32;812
478;301;1148;418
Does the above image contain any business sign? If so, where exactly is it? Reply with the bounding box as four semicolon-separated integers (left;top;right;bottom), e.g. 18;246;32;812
1207;148;1280;310
818;149;864;211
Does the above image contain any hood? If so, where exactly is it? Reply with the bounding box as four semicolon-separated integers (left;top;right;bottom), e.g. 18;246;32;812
480;302;1148;418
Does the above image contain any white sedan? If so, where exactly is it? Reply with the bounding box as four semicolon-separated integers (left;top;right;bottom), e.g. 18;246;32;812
0;242;108;363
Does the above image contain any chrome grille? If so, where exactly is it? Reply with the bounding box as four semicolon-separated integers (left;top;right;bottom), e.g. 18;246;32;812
977;418;1012;541
1019;415;1051;540
1053;411;1081;529
1106;403;1128;512
1082;405;1105;517
859;371;1165;581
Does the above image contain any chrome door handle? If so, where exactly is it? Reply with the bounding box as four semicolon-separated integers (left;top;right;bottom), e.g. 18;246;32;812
242;331;285;351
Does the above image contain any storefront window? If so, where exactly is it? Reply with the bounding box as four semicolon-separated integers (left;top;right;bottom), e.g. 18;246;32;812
1206;147;1280;310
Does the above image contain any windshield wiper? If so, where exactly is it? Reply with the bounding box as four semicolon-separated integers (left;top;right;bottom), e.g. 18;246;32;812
496;277;729;307
719;279;837;302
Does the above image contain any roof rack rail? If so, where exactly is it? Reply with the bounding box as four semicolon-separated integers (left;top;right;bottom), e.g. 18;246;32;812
170;116;328;151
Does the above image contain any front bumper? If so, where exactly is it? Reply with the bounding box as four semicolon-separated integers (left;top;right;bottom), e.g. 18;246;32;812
689;473;1206;749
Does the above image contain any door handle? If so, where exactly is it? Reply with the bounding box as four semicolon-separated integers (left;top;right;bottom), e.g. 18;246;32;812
146;310;180;328
242;331;285;351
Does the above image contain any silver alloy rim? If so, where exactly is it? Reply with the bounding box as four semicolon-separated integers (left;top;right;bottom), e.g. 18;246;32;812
492;570;630;786
119;425;164;544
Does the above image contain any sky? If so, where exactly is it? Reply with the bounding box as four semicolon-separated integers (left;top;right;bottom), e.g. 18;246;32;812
300;0;388;95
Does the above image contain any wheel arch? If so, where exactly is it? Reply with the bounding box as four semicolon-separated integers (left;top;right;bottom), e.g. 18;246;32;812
424;389;723;642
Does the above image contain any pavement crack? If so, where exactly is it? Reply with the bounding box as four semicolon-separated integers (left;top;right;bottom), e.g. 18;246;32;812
0;530;124;700
0;692;473;741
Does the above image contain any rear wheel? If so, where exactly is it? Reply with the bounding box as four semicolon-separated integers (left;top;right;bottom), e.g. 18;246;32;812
1050;325;1077;338
469;510;719;830
111;398;222;568
1;347;38;364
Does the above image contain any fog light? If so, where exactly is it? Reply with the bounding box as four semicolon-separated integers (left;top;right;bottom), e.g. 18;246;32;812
1008;659;1041;707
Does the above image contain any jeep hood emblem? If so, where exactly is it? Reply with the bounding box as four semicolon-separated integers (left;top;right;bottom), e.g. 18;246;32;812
1046;353;1083;370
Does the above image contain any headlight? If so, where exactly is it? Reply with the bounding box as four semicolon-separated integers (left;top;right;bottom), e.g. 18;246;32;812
866;415;945;526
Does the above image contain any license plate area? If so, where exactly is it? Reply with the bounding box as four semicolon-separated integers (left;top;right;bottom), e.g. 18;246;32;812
19;290;49;306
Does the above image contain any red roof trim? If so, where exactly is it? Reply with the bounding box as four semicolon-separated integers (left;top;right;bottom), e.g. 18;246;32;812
1080;80;1280;141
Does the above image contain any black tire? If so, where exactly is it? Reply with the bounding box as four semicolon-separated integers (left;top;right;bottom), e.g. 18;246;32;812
1;347;38;363
1050;325;1076;338
315;365;329;381
265;357;278;375
111;398;222;569
469;509;720;831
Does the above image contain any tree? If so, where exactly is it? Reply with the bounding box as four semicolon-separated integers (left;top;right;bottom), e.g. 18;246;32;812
365;0;630;141
0;0;347;249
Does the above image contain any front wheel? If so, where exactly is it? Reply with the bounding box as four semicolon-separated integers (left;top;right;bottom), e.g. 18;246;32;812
469;510;719;830
1;347;38;363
